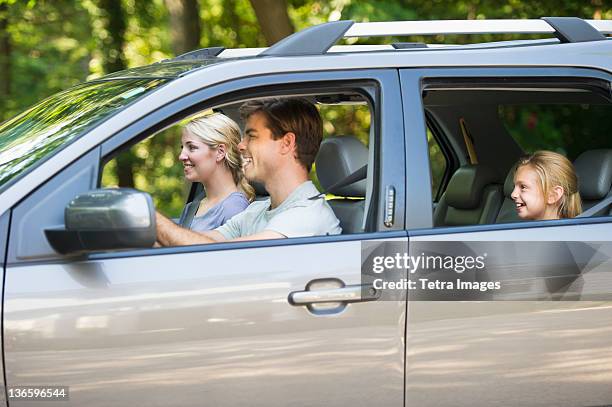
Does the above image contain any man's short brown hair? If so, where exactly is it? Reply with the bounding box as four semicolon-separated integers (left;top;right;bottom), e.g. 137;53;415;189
240;98;323;171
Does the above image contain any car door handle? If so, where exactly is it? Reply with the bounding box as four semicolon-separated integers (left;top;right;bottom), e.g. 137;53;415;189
289;283;379;305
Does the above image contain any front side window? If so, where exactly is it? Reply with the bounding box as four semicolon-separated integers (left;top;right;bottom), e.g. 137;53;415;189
102;92;373;236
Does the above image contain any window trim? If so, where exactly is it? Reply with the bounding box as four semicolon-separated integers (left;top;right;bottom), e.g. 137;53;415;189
408;215;612;237
88;230;408;261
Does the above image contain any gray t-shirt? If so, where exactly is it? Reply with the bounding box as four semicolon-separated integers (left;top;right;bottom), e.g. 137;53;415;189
216;181;342;239
190;192;249;232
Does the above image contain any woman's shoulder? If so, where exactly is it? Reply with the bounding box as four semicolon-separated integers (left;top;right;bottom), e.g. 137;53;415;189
219;192;250;217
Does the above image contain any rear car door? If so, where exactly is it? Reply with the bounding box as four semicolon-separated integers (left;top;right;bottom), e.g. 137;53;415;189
400;67;612;407
3;69;408;406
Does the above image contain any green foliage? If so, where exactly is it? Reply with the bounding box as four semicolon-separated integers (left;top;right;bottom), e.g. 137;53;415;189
1;1;95;119
102;126;188;217
499;104;612;161
427;127;447;200
201;0;265;48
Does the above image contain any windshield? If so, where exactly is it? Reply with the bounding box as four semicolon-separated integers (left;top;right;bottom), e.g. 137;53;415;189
0;78;168;190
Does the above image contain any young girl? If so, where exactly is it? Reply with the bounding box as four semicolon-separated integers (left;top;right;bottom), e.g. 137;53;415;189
511;150;582;220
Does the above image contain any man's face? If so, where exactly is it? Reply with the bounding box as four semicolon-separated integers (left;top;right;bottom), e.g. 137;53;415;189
238;112;282;184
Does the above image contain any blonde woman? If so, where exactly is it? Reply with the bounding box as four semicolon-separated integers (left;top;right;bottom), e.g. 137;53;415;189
511;150;582;220
178;113;254;231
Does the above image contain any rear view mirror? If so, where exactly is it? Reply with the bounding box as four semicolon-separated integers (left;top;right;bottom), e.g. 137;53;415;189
45;188;156;254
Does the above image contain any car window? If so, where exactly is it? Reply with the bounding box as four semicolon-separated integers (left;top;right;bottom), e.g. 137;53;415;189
101;93;373;231
423;78;612;228
0;78;167;192
102;124;189;218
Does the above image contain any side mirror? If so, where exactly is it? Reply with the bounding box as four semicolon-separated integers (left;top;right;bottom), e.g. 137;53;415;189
45;188;156;255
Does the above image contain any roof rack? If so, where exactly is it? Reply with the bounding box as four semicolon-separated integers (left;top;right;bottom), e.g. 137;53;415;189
262;17;612;57
171;47;226;61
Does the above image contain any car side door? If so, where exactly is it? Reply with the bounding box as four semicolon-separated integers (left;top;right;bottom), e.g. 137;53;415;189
3;69;408;406
400;67;612;407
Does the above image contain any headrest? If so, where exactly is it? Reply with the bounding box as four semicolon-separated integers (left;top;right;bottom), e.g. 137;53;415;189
574;149;612;200
315;136;368;197
446;165;499;209
251;181;268;197
503;168;515;197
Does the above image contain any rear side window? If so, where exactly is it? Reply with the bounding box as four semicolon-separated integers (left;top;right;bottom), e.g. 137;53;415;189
423;77;612;228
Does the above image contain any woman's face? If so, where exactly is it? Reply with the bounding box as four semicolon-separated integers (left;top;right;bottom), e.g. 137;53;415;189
179;129;218;183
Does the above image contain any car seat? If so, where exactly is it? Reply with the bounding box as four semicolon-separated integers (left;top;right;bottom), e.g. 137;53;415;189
495;169;523;223
574;149;612;215
433;164;503;227
315;136;368;234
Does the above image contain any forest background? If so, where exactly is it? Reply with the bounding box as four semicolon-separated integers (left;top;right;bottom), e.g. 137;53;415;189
0;0;610;216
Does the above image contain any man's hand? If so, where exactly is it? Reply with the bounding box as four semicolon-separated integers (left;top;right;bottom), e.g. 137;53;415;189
155;212;226;246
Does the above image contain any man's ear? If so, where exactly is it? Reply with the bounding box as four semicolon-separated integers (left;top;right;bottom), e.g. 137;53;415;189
547;185;564;205
279;132;297;156
216;144;226;162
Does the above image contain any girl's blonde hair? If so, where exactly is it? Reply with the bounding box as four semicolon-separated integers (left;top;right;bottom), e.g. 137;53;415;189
516;150;582;219
185;113;255;202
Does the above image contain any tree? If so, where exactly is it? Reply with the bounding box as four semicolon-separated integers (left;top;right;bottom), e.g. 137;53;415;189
0;2;10;118
97;0;135;188
164;0;201;55
249;0;294;45
98;0;128;75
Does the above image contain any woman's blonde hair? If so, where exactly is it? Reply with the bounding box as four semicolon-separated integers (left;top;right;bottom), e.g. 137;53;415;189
516;150;582;218
185;113;255;201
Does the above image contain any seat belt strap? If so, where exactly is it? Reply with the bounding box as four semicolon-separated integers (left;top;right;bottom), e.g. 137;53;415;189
309;164;368;200
180;192;205;227
577;194;612;218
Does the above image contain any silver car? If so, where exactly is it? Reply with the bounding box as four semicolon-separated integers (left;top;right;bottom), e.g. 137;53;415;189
0;17;611;406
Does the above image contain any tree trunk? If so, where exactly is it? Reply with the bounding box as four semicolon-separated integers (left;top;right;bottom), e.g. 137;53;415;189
249;0;294;46
165;0;201;55
0;3;11;119
98;0;134;187
116;153;136;188
98;0;127;74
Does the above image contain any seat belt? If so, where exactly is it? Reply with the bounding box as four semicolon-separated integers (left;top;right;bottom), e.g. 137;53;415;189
459;118;478;165
576;194;612;218
179;191;205;227
309;164;368;200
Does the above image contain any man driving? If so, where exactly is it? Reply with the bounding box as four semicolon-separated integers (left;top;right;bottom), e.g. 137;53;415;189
156;97;341;246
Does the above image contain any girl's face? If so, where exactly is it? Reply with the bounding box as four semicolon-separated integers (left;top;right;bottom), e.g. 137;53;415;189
179;129;219;183
511;165;560;220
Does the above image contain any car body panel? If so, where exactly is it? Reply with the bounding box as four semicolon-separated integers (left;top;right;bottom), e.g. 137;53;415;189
0;211;9;266
7;148;99;261
0;211;8;407
4;238;407;406
405;225;612;407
